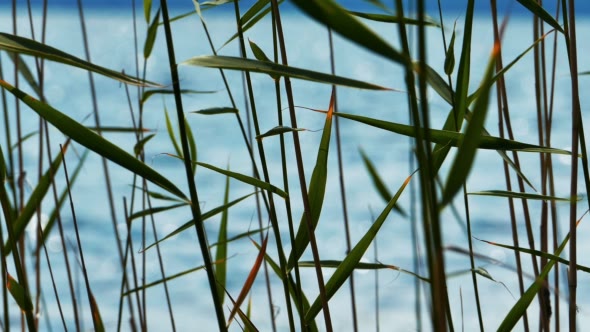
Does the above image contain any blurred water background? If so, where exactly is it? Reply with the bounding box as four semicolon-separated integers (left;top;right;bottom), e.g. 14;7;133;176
1;1;590;331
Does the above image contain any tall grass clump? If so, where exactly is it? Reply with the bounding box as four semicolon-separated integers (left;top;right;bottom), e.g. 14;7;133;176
0;0;589;330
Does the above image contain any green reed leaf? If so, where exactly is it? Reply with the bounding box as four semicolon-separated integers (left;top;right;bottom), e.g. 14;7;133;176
359;147;406;215
134;133;155;157
141;89;216;104
144;0;152;22
299;260;429;282
335;112;570;155
6;52;42;98
142;192;255;251
469;190;577;202
444;21;457;75
0;80;186;200
256;126;306;141
128;202;188;221
0;33;158;87
6;274;33;313
305;172;413;322
441;41;499;206
195;161;288;198
123;264;207;296
182;55;391;90
348;10;440;27
192;107;239;115
516;0;564;33
288;91;335;269
3;141;67;255
497;217;581;331
290;0;410;66
144;7;161;59
215;168;231;304
248;39;280;80
165;109;182;157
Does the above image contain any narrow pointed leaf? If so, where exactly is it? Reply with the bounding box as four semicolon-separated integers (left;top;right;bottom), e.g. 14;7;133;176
444;22;457;75
142;88;216;104
248;39;280;80
0;80;186;200
335;112;571;155
256;126;306;141
142;192;255;251
143;0;152;22
134;133;155;156
192;107;238;115
215;169;231;304
0;33;158;87
227;233;268;327
6;274;33;313
123;264;207;295
441;41;500;206
7;52;42;98
299;260;429;282
305;173;413;322
497;217;582;330
89;290;105;332
165;109;182;157
182;55;391;90
128;202;188;221
359;148;406;215
195;161;288;198
290;0;410;66
348;11;440;27
516;0;564;33
143;8;161;59
185;116;197;174
468;190;577;202
4;141;68;255
288;91;335;269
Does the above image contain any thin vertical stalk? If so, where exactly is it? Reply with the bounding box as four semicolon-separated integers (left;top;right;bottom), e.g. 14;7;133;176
158;1;226;330
327;27;358;332
61;145;99;332
565;0;580;329
231;2;295;330
269;1;333;330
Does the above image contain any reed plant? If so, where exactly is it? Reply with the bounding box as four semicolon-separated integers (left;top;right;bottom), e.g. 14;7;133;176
0;0;588;331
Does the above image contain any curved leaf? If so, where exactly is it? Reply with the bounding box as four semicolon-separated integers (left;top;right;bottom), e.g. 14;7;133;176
181;55;391;90
0;79;186;200
0;33;158;87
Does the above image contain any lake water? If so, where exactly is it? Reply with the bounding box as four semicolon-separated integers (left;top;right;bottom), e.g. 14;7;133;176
1;4;590;331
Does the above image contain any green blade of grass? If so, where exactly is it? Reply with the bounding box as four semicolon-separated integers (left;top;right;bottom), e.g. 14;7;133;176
515;0;564;33
215;169;231;305
181;55;391;90
468;190;578;202
88;290;105;332
287;93;335;269
335;112;570;155
256;126;306;141
194;161;288;199
305;172;413;322
164;109;182;157
144;0;152;22
184;116;197;175
0;79;186;200
475;237;590;273
143;7;161;59
497;217;582;331
133;133;155;157
0;33;158;87
3;141;67;255
141;192;255;251
128;202;188;221
209;226;270;249
441;42;500;206
347;10;440;27
191;107;238;115
123;264;207;296
290;0;409;66
359;147;406;216
7;52;42;98
227;233;268;327
141;89;216;104
248;39;280;80
299;260;429;282
6;274;33;313
251;239;319;332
